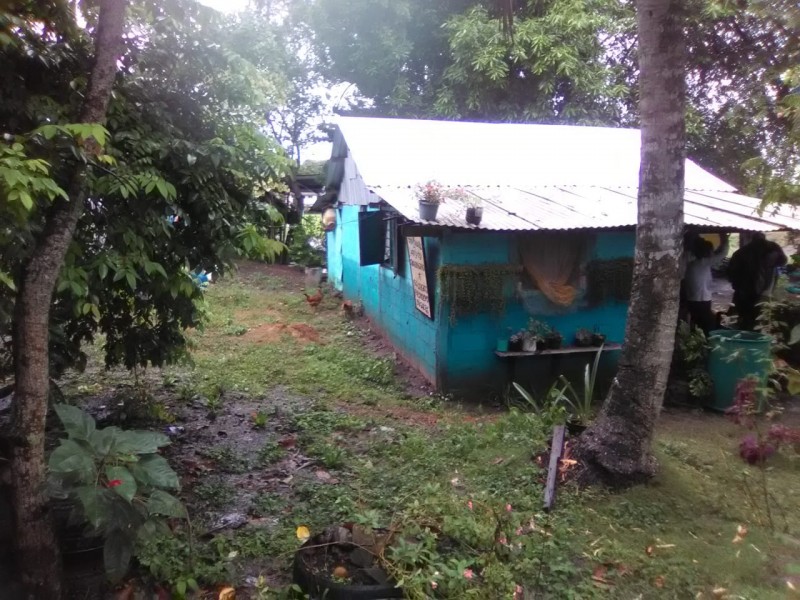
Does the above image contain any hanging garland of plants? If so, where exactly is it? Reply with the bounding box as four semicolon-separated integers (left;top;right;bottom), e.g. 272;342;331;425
585;258;634;305
438;264;522;324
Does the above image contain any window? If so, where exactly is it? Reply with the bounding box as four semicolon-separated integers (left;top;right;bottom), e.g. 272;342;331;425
358;209;403;274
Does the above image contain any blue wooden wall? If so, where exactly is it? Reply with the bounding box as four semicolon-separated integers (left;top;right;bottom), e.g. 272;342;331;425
326;209;635;394
436;230;633;395
327;205;440;382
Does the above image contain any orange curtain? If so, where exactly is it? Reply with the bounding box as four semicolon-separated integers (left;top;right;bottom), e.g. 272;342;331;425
519;233;588;307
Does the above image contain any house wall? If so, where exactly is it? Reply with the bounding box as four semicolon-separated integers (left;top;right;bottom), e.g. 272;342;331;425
326;204;440;383
437;230;634;396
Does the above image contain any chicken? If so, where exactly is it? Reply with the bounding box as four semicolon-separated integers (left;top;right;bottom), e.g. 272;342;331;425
303;288;323;309
342;300;355;320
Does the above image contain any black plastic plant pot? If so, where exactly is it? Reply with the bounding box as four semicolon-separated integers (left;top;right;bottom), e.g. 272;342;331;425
591;333;606;346
545;334;562;350
465;207;483;225
293;539;403;600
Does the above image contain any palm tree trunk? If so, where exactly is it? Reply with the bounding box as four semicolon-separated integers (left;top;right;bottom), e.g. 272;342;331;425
10;1;126;596
574;0;686;487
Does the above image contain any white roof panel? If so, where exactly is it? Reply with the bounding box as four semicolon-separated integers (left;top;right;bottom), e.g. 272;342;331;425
334;117;800;232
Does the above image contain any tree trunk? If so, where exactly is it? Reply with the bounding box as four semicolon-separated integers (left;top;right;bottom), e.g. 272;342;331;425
10;1;127;597
574;0;686;487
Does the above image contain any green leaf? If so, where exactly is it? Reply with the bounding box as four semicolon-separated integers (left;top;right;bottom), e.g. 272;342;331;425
131;454;179;489
98;263;108;280
54;403;96;440
125;271;136;291
88;426;119;456
75;485;108;530
147;489;187;518
789;324;800;346
104;529;133;582
115;430;170;454
48;439;96;482
105;466;136;502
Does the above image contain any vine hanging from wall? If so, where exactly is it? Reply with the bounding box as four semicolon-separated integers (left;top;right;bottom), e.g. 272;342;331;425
585;258;634;305
438;264;522;324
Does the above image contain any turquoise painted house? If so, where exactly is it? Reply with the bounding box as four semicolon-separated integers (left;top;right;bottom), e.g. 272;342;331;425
320;117;792;394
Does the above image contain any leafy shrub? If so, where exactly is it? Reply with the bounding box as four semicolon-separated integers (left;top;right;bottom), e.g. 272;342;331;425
48;404;186;581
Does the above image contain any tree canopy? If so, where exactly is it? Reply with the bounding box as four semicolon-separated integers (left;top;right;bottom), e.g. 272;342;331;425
0;1;298;376
302;0;799;200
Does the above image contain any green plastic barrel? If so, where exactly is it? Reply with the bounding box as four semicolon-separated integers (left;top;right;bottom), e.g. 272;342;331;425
707;330;772;411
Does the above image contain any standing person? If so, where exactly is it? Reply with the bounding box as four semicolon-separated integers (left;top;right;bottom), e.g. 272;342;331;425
684;233;729;334
727;233;788;330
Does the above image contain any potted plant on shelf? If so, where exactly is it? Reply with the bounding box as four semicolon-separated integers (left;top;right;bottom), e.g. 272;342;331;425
527;319;560;350
508;331;524;352
591;327;606;347
574;328;592;347
415;180;445;222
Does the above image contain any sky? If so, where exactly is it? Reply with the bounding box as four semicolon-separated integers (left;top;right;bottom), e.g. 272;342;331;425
196;0;336;162
197;0;249;13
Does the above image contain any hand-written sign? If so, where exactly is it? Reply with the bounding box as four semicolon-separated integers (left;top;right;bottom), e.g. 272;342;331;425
406;236;432;319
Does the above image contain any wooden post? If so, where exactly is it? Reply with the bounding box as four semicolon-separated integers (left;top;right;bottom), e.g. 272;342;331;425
543;425;566;512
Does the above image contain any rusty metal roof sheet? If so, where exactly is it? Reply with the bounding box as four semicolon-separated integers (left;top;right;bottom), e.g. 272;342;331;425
334;117;800;232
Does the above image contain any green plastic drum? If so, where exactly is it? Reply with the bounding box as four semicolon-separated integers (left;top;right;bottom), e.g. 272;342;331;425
707;330;772;411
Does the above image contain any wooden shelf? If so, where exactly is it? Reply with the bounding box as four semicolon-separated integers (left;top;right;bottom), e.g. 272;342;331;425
495;343;622;358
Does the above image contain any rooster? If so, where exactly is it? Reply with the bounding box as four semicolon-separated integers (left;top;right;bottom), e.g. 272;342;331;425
303;288;324;309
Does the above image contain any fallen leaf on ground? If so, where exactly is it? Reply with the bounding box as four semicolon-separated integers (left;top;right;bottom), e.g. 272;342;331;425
278;435;296;448
296;525;310;542
654;575;665;588
591;565;613;587
711;587;729;599
732;524;748;544
219;587;236;600
645;545;655;556
491;457;504;465
315;469;338;484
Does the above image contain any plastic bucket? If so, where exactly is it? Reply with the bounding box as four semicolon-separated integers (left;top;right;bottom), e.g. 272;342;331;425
707;330;772;411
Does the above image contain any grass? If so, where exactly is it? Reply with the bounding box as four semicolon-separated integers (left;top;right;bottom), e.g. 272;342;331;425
59;262;800;598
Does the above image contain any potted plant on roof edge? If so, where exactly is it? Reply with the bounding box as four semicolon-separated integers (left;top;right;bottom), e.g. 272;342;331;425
415;180;445;222
450;188;483;225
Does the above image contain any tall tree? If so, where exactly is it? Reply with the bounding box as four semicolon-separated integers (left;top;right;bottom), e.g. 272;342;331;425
574;0;686;486
9;1;127;595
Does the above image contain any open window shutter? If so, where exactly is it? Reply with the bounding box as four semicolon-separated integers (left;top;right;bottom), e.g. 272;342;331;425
391;221;403;275
358;211;385;266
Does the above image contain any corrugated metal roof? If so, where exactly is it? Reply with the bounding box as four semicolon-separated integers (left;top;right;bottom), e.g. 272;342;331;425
333;117;800;232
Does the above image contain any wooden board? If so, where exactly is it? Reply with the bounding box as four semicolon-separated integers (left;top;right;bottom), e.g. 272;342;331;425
543;424;566;512
496;343;622;358
406;236;432;319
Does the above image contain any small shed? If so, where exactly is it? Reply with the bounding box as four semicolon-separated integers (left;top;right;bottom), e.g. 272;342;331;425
322;117;800;394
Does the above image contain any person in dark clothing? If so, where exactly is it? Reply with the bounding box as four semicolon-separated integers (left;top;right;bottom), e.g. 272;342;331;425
727;233;788;330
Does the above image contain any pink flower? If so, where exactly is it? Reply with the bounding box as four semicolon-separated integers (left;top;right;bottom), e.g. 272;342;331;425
515;527;523;536
505;503;512;512
467;500;473;510
513;584;523;599
430;581;438;590
498;535;508;545
107;479;122;488
463;568;474;580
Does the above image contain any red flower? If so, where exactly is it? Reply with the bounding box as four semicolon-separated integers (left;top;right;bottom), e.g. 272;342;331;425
107;479;123;488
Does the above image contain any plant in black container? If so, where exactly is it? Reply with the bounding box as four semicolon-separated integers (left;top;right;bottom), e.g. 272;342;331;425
508;331;524;352
48;404;187;583
543;330;563;349
293;524;403;600
460;192;484;226
574;328;592;347
591;327;606;346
